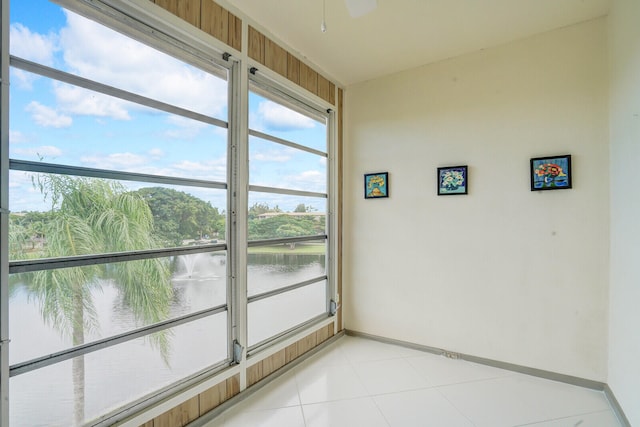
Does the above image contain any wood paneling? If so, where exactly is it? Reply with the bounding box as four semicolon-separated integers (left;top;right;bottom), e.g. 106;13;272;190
265;38;288;77
297;332;318;356
154;0;241;51
228;14;242;51
262;349;286;377
287;53;301;85
317;74;330;103
201;0;228;45
140;421;154;427
198;374;240;416
248;26;265;64
299;62;318;95
154;0;200;28
226;375;240;397
316;323;331;344
317;324;327;344
285;342;299;364
199;383;222;415
247;361;263;387
328;82;336;105
152;395;199;427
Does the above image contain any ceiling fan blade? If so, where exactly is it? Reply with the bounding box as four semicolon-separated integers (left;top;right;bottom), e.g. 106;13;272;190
344;0;378;18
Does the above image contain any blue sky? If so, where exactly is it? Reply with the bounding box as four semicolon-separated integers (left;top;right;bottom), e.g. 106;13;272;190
9;0;327;213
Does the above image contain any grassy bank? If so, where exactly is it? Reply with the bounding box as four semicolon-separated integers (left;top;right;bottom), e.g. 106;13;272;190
248;243;325;255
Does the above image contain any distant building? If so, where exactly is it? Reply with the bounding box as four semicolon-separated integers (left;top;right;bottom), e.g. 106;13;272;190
256;212;325;221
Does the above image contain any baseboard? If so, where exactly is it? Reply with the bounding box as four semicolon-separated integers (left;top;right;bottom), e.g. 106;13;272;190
604;384;632;427
345;330;606;390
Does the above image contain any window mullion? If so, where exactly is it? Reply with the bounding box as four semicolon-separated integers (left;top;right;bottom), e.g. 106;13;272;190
228;55;249;388
0;0;11;424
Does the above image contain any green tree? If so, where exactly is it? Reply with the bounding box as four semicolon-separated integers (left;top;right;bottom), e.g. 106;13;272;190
11;176;173;425
134;187;223;246
7;216;29;259
9;211;52;250
293;203;317;213
248;202;281;220
248;214;317;245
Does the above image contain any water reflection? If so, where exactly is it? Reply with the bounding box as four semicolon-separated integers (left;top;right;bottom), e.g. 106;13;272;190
248;253;325;296
9;252;327;426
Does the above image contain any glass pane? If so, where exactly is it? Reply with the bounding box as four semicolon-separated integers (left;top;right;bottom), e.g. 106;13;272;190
10;0;228;121
248;241;326;297
9;68;227;181
9;252;227;364
249;90;326;152
10;313;228;426
8;171;227;259
249;135;327;193
248;193;326;241
248;280;327;346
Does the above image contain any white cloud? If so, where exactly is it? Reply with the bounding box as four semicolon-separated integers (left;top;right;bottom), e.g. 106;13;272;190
58;11;227;119
148;148;165;158
9;171;35;189
10;23;56;66
289;170;326;192
13;10;228;126
162;116;210;139
173;159;226;171
12;145;63;158
25;102;72;128
257;101;316;131
172;160;211;172
10;130;29;144
252;152;292;162
9;23;57;89
171;159;227;181
54;83;131;120
80;152;147;169
11;69;38;91
8;171;53;212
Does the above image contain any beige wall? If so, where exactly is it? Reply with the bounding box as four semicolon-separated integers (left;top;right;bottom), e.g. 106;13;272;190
608;0;640;423
344;19;609;381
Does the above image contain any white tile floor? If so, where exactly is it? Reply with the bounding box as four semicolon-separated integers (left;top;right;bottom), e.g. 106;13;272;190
203;336;622;427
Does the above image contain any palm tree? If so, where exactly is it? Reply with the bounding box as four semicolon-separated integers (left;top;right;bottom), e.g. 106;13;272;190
12;175;173;425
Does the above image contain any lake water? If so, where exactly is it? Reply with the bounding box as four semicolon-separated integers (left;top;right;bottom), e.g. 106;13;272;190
9;252;326;426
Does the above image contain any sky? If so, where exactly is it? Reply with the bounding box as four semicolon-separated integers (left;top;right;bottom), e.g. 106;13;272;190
8;0;328;213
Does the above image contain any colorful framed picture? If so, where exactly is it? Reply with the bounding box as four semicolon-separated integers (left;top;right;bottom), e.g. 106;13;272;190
364;172;389;199
437;165;468;195
530;155;572;191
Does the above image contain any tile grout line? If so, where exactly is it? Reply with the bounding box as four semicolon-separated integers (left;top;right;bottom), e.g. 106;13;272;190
292;363;308;427
433;384;478;427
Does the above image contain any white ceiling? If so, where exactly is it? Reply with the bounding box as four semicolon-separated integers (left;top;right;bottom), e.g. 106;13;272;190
221;0;611;87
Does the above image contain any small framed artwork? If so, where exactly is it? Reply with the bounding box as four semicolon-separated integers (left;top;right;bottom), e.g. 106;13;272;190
437;165;468;195
530;155;572;191
364;172;389;199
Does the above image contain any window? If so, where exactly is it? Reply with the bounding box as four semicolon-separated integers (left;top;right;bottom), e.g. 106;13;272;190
5;1;231;425
0;0;336;425
247;81;332;349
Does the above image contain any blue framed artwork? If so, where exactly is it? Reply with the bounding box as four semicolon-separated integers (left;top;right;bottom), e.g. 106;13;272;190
530;155;572;191
364;172;388;199
437;165;468;195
